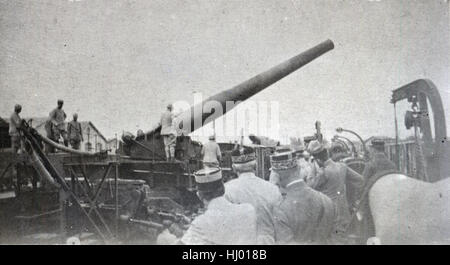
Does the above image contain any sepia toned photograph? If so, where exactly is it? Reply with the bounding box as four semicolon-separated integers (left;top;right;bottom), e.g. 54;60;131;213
0;0;449;247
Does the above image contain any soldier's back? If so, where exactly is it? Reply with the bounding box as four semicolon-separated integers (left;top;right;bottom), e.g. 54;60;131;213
202;141;220;163
225;173;282;244
275;181;335;244
181;197;257;245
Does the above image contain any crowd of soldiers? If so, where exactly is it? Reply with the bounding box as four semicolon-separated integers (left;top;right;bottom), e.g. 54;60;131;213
157;112;396;245
8;100;85;154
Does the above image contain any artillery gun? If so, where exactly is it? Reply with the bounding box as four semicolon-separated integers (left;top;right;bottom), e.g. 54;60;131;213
0;40;335;244
117;39;335;210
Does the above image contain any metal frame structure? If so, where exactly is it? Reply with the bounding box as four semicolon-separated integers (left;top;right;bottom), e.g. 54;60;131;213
391;79;448;182
16;121;123;243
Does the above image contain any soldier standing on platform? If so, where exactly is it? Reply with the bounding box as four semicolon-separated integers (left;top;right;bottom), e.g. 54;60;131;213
201;135;222;168
8;104;23;190
49;99;68;147
67;113;84;150
159;103;177;162
9;104;23;154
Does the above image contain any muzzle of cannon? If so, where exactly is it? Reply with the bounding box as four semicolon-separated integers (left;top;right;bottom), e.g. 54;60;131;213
127;39;334;158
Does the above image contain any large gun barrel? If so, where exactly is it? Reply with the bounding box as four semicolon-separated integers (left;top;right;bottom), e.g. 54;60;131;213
130;40;334;158
176;39;334;135
142;39;333;138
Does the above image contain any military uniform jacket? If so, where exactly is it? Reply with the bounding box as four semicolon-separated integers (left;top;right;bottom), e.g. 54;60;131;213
273;180;335;244
201;141;222;164
225;172;282;244
312;159;365;231
363;152;396;180
160;111;176;136
67;121;83;141
181;196;257;245
9;112;21;136
49;108;67;130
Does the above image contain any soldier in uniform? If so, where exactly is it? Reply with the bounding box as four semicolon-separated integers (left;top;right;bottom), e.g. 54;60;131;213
308;140;365;243
49;99;68;147
225;146;282;244
158;167;257;244
67;113;84;150
201;135;222;168
363;139;396;181
7;104;23;190
268;146;293;194
271;150;336;244
159;103;177;162
9;104;23;154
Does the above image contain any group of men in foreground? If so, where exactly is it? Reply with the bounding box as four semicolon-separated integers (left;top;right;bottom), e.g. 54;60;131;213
157;135;395;245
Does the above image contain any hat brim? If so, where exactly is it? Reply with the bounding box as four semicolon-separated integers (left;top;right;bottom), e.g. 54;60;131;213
196;179;223;192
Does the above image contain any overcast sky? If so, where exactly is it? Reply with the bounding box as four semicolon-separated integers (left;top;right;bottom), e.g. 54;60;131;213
1;0;448;144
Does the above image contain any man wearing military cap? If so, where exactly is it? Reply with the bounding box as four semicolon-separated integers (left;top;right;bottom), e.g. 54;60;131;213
308;140;365;243
271;150;335;244
175;167;257;245
159;103;177;162
225;146;282;244
67;113;83;150
362;138;396;181
7;104;23;189
49;99;68;147
268;145;292;191
9;104;23;154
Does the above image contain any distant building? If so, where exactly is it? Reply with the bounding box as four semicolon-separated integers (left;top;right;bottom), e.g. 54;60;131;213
80;122;108;152
106;138;119;153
